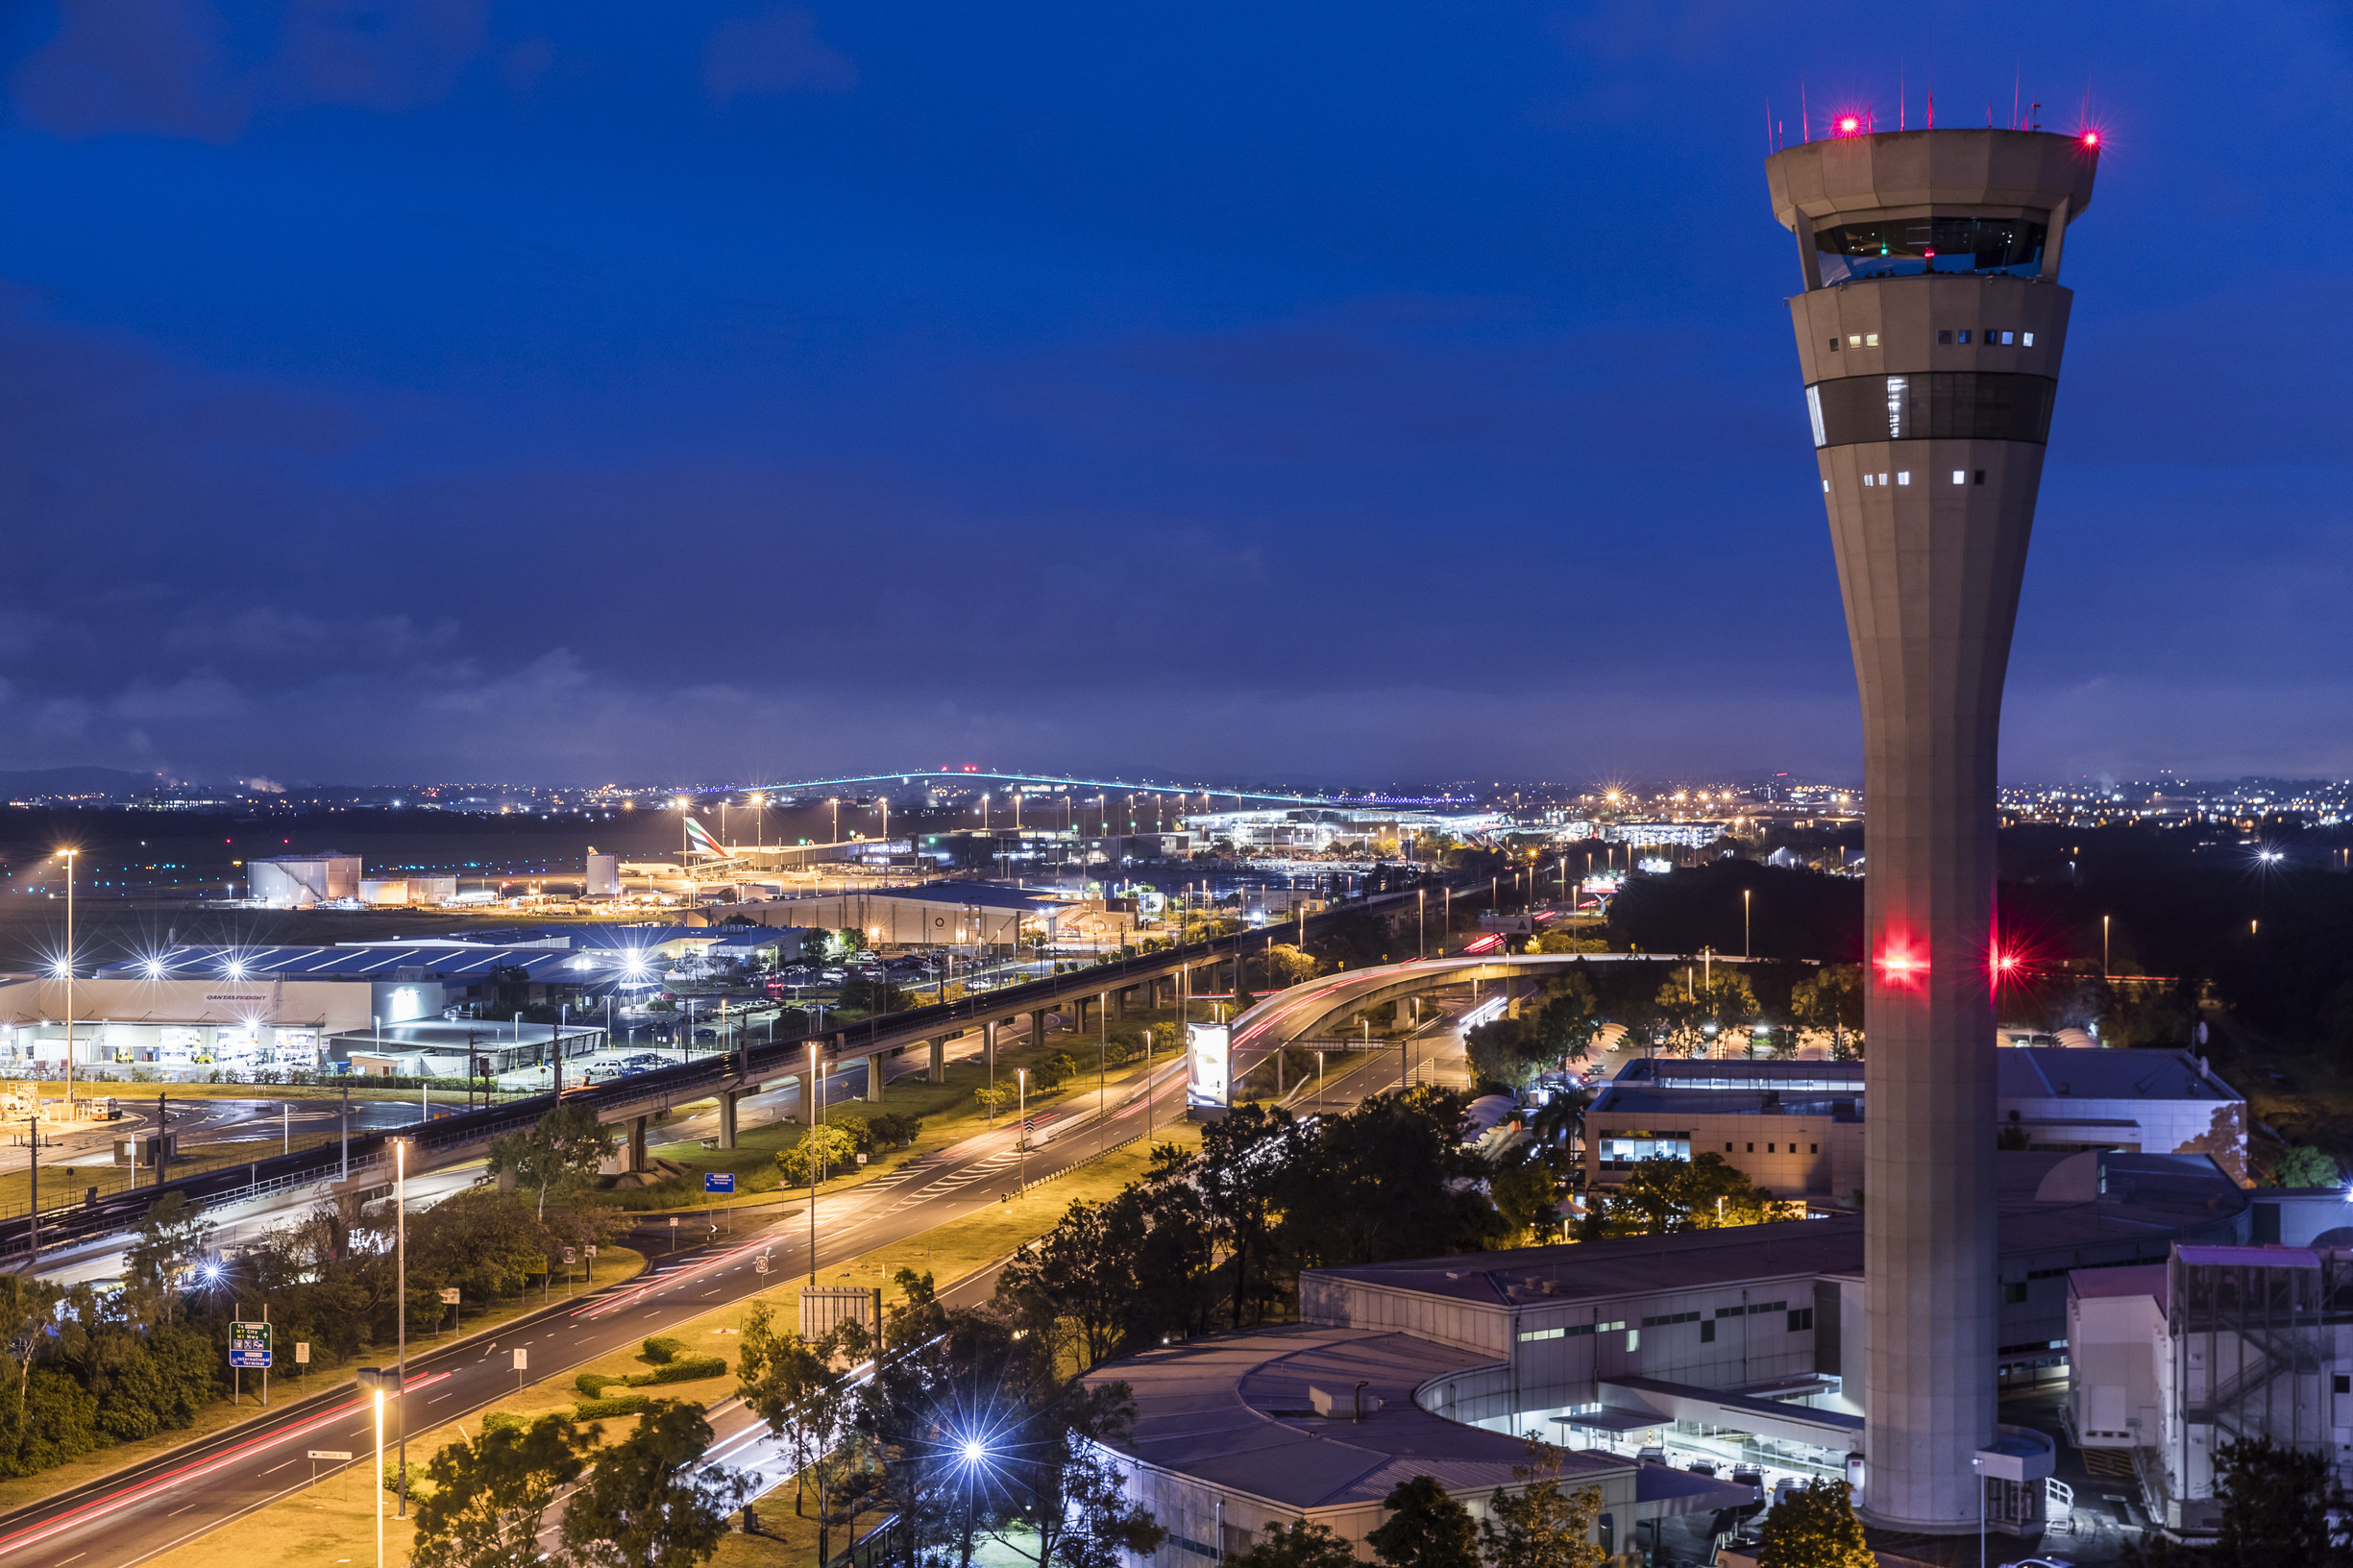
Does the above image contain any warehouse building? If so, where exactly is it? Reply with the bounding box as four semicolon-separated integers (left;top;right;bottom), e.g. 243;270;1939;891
1583;1048;2248;1200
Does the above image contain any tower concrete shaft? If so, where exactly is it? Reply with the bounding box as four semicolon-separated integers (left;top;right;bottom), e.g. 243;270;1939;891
1766;128;2096;1532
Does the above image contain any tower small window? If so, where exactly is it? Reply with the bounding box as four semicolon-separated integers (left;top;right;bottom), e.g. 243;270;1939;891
1809;1143;1819;1153
1952;470;1967;484
1897;471;1911;485
1864;332;1879;347
1862;474;1874;487
1848;334;1863;349
1973;469;1987;485
2022;331;2035;347
1937;330;1952;344
1998;331;2014;345
1957;330;1972;344
1822;479;1829;493
1878;474;1889;486
1828;337;1841;352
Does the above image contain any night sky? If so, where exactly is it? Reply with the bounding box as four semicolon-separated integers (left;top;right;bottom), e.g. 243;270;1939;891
1;3;2346;787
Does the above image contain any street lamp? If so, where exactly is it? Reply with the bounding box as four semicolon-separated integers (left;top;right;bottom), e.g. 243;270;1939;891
54;849;78;1108
1742;889;1752;960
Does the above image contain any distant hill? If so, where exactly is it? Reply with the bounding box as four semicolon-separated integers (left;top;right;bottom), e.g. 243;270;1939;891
0;767;170;799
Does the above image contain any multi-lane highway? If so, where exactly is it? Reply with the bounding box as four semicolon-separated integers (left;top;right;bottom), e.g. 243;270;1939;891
0;958;1481;1568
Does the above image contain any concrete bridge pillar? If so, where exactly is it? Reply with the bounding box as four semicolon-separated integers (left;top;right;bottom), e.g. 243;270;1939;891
866;1054;884;1101
1113;987;1128;1021
927;1036;947;1083
627;1115;649;1173
718;1090;742;1150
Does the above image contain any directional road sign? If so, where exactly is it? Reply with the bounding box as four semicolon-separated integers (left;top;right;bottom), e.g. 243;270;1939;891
229;1320;273;1370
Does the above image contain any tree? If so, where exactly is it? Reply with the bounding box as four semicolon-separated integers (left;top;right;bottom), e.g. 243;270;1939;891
991;1382;1164;1568
1488;1152;1564;1242
1193;1104;1306;1329
774;1123;862;1187
1479;1442;1607;1568
800;928;831;963
736;1302;874;1564
1791;965;1865;1058
1597;1153;1773;1237
2266;1144;2341;1188
1756;1479;1873;1568
994;1199;1140;1370
2212;1434;2340;1565
833;927;864;957
487;1102;616;1219
555;1403;749;1568
411;1412;591;1568
121;1193;214;1325
1229;1519;1360;1568
1366;1476;1478;1568
1280;1090;1507;1271
1260;944;1322;987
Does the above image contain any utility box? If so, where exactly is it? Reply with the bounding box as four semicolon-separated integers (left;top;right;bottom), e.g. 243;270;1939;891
112;1133;176;1167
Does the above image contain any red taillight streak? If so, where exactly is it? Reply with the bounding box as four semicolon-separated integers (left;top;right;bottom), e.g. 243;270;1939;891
0;1370;450;1558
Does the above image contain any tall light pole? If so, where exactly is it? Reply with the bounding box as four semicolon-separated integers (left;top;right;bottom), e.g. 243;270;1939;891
2102;915;2111;977
395;1138;408;1516
807;1040;821;1287
829;796;840;842
1743;889;1752;961
56;849;78;1107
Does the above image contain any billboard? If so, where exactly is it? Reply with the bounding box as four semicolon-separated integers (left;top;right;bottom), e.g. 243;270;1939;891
1186;1023;1230;1115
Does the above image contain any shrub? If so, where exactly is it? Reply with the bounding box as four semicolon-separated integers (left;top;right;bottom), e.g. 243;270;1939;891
640;1335;688;1365
623;1356;726;1387
571;1394;652;1421
575;1373;618;1399
481;1410;527;1434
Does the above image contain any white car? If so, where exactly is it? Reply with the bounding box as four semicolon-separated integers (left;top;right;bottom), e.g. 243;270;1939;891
2000;1558;2076;1568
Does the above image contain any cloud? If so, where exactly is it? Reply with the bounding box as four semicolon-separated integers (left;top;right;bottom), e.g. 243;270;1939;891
11;0;251;141
9;0;489;142
279;0;487;112
703;8;857;102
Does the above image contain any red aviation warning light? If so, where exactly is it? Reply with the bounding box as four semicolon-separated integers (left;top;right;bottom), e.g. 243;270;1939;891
1838;115;1860;135
1875;940;1927;985
2080;131;2098;147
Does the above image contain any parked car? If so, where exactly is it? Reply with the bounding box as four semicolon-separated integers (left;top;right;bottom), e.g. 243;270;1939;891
1636;1445;1667;1465
579;1063;621;1084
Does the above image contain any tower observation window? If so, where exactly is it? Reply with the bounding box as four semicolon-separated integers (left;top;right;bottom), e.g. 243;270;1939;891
1805;372;2057;447
1816;215;2048;284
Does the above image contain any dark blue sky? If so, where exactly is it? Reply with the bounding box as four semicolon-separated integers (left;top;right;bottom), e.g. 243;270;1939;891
1;2;2347;787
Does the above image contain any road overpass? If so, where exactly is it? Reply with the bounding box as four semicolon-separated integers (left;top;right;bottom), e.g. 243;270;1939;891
0;876;1499;1262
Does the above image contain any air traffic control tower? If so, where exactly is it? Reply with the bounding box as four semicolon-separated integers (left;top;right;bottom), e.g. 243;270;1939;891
1765;127;2098;1532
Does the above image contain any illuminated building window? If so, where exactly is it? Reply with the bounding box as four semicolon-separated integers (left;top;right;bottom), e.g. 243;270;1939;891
1957;330;1973;344
1878;474;1889;485
2022;331;2035;347
1822;479;1829;493
1952;470;1967;484
1897;471;1911;485
1998;331;2014;345
1862;474;1874;486
1848;334;1863;349
1865;332;1879;347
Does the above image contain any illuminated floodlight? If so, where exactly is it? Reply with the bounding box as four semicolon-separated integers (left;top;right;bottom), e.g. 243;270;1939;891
224;959;247;981
143;957;167;979
960;1438;987;1465
202;1262;223;1284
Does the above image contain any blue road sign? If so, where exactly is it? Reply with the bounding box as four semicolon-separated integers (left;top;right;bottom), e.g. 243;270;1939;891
704;1171;736;1194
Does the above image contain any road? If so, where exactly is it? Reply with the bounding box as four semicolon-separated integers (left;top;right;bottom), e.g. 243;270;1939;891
0;961;1479;1568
